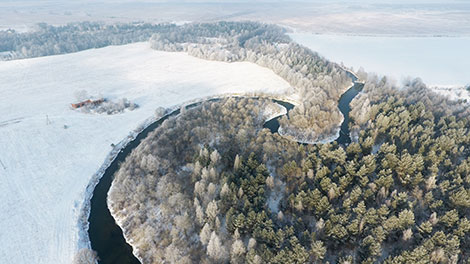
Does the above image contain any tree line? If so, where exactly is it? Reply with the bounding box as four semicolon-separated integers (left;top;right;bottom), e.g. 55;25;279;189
0;22;177;60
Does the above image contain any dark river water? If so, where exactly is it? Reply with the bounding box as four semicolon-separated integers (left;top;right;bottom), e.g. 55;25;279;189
88;82;362;263
263;99;295;133
263;82;364;145
88;108;181;264
335;82;364;144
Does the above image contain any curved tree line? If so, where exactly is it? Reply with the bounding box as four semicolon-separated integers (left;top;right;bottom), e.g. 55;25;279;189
0;22;177;60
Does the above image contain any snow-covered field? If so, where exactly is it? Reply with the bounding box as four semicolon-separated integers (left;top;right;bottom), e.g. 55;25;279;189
431;86;470;102
291;33;470;87
0;42;290;264
2;1;469;36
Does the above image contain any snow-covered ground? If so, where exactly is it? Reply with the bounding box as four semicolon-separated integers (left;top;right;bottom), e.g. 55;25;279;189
262;103;287;122
290;33;470;88
431;86;470;102
0;42;290;264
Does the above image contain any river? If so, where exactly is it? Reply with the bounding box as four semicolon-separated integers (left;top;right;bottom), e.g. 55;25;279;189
88;83;362;263
88;108;181;264
88;100;207;264
336;81;364;144
263;99;295;133
263;81;363;145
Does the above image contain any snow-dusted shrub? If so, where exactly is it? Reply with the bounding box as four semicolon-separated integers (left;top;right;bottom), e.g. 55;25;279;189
78;98;138;115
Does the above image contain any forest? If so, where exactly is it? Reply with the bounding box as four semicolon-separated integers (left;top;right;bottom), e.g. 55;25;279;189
108;72;470;263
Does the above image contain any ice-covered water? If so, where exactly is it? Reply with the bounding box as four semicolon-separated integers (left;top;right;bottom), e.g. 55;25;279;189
291;33;470;87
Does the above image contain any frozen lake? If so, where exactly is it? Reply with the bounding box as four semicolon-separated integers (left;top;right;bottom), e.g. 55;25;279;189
290;33;470;87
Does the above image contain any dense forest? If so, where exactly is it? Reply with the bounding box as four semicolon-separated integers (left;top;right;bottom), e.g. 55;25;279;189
109;75;470;263
108;97;303;263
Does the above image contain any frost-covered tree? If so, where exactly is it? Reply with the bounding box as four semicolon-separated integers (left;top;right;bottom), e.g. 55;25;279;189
207;232;226;261
200;223;212;246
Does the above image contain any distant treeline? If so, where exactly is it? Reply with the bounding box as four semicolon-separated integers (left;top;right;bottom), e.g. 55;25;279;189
0;22;177;60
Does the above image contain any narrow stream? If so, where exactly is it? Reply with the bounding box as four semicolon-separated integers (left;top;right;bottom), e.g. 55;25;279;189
336;81;364;144
262;99;295;133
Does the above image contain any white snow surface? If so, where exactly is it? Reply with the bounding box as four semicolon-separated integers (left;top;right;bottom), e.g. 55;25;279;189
0;42;290;264
431;85;470;102
2;1;470;36
291;33;470;87
263;103;287;122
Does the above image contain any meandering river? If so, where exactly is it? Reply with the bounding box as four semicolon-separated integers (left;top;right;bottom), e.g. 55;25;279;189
88;81;363;263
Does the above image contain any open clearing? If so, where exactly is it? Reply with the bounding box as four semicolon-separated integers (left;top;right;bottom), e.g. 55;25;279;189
0;42;290;263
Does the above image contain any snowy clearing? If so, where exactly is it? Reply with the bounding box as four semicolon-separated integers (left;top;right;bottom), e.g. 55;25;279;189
0;42;290;264
263;103;287;123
